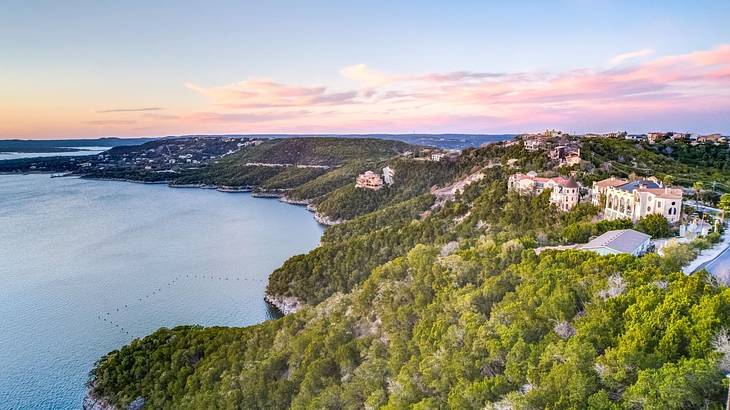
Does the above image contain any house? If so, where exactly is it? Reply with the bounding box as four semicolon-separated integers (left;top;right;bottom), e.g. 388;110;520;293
565;151;581;166
382;166;395;185
508;172;581;211
591;176;630;205
604;131;627;139
355;171;384;190
580;229;651;256
523;137;546;151
697;133;724;144
549;146;581;166
431;152;445;161
601;178;683;223
647;132;669;144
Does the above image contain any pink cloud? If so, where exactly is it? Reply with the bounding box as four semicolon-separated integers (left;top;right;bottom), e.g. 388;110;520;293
103;44;730;135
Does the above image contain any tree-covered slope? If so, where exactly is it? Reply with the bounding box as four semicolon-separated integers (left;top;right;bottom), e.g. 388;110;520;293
88;138;730;409
90;244;730;409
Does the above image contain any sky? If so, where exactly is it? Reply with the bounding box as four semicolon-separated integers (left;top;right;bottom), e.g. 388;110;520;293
1;1;730;139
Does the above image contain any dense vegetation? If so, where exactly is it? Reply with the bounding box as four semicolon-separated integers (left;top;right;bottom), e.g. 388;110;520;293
88;137;730;408
172;138;411;191
90;244;730;409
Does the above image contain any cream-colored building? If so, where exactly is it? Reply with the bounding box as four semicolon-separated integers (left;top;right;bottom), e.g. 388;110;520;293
508;172;580;211
598;178;683;223
356;171;384;190
591;176;630;205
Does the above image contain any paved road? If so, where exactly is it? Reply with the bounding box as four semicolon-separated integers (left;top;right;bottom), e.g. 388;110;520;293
704;244;730;285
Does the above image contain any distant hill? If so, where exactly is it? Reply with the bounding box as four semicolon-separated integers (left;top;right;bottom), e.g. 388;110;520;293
164;134;516;149
0;138;156;153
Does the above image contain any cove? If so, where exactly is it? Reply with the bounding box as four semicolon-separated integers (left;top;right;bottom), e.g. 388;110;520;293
0;174;324;409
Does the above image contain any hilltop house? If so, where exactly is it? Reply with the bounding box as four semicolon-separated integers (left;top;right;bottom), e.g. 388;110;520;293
523;138;545;151
597;177;683;223
356;171;384;190
647;132;669;144
508;172;581;211
697;133;725;144
591;176;630;206
549;146;581;166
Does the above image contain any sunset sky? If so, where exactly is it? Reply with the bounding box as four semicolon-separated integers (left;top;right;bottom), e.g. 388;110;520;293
2;1;730;139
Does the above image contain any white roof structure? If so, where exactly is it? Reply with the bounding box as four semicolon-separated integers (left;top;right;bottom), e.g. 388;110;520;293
580;229;651;255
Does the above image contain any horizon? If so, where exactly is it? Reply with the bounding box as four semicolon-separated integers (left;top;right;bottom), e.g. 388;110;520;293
2;1;730;139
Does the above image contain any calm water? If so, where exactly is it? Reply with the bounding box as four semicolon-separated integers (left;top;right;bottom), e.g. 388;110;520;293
0;174;324;409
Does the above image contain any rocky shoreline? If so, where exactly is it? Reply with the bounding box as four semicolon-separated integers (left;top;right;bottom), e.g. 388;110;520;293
82;387;116;410
264;293;305;315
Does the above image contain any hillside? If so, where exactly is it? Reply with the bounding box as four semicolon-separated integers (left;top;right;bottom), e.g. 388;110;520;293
88;138;730;409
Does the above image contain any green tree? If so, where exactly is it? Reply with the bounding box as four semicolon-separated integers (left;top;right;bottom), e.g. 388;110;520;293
636;214;671;238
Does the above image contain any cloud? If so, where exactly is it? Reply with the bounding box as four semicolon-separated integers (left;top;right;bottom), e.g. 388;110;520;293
185;80;360;108
171;44;730;134
96;107;163;113
609;48;654;65
340;64;393;86
83;120;137;125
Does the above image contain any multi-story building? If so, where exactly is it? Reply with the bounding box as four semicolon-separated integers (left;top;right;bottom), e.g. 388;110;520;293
523;137;546;151
697;133;724;144
355;171;384;190
508;172;581;211
591;176;630;205
598;178;683;223
647;132;669;144
549;146;581;166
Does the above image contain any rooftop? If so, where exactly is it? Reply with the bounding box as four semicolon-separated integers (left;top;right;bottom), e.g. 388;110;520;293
581;229;651;254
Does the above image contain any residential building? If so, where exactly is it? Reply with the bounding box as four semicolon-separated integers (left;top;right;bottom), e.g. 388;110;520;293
382;166;395;185
508;172;581;211
565;151;581;166
580;229;651;256
431;152;445;161
601;178;683;223
355;171;384;190
591;176;630;205
697;133;724;144
549;145;581;166
523;137;545;151
647;132;669;144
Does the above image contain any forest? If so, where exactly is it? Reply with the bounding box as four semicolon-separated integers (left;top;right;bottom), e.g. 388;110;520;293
89;137;730;409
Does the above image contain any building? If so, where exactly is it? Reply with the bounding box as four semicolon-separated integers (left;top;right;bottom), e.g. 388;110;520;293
382;166;395;185
549;146;581;166
580;229;651;256
591;176;630;205
355;171;384;190
564;151;581;166
601;178;683;223
697;133;724;144
508;172;581;211
647;132;669;144
523;137;546;151
431;152;445;161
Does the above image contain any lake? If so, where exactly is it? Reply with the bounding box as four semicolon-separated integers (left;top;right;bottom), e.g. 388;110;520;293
0;174;324;409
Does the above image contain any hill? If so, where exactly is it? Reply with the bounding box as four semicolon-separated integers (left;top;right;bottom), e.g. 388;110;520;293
87;137;730;409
